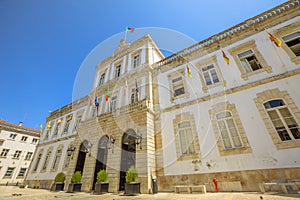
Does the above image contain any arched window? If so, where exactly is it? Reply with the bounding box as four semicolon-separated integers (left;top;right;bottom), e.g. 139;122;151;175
178;121;195;155
264;99;300;141
216;111;243;149
42;149;52;171
33;151;43;172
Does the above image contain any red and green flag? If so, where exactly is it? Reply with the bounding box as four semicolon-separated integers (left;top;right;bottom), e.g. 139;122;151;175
105;89;111;101
126;27;135;32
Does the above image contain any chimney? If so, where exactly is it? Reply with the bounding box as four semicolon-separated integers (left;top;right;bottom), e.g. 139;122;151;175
18;122;23;126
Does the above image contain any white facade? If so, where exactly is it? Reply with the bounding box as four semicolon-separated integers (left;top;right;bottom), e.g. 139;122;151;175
0;120;39;185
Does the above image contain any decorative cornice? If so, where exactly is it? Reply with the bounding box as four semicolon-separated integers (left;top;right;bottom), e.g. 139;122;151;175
153;0;300;68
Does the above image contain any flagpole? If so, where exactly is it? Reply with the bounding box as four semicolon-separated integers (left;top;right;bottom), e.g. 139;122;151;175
124;26;128;42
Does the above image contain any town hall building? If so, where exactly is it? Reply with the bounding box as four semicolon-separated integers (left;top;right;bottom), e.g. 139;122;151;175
25;1;300;194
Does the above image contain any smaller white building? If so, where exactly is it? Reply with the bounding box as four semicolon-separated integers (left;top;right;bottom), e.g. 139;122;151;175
0;120;39;185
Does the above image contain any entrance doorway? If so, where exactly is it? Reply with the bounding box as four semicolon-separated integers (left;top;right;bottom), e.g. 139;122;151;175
119;129;138;191
74;141;88;173
92;135;109;190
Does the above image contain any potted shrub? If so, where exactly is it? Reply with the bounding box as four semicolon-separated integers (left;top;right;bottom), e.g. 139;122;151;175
124;165;140;195
51;172;66;191
94;169;109;194
67;171;82;192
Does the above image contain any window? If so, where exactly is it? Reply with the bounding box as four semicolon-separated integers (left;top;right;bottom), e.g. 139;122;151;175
74;115;82;131
209;101;252;156
255;89;300;149
21;136;28;142
229;40;272;80
264;99;300;141
17;168;27;177
178;121;195;155
63;116;72;133
33;152;43;172
110;96;117;111
130;88;138;104
216;111;243;149
64;153;71;168
54;119;62;135
13;150;22;159
238;50;262;73
196;56;226;93
98;73;105;86
25;152;33;160
42;150;52;170
133;54;140;68
32;138;38;144
0;149;9;157
202;64;220;86
0;140;4;146
172;76;185;97
9;133;17;140
4;167;15;177
168;69;189;101
282;31;300;57
115;65;121;78
52;149;62;170
45;122;53;139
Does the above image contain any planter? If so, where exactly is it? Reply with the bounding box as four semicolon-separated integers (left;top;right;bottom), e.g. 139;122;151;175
56;183;65;191
67;183;81;193
51;183;65;191
94;183;109;194
124;183;140;195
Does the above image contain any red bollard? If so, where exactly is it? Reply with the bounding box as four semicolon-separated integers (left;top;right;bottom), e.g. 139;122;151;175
213;178;219;192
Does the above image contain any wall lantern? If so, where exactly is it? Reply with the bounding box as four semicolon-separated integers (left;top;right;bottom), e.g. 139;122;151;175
67;146;76;158
108;135;116;153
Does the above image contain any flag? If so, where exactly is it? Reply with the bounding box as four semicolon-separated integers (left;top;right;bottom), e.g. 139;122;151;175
124;80;128;96
105;88;111;101
39;124;43;132
47;122;51;130
222;50;230;64
95;96;99;107
186;65;192;78
267;32;282;47
126;27;135;32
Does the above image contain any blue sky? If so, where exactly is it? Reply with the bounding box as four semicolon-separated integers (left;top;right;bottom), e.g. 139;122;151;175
0;0;285;129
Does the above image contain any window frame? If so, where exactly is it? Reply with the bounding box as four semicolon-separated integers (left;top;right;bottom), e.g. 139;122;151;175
0;148;9;157
272;21;300;64
172;112;201;161
254;89;300;150
4;167;15;178
114;65;121;78
216;111;243;150
177;121;195;155
196;56;226;93
228;40;272;80
209;101;252;156
168;69;189;102
17;168;27;178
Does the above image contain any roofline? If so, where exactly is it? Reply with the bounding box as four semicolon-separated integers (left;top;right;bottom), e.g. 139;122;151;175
154;0;300;67
0;119;40;136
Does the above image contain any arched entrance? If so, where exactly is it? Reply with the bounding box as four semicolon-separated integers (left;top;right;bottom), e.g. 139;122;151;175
119;129;138;191
92;135;109;190
74;140;89;173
